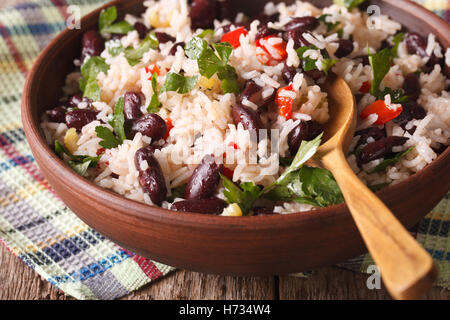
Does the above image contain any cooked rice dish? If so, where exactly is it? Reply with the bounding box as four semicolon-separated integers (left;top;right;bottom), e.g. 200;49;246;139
41;0;450;216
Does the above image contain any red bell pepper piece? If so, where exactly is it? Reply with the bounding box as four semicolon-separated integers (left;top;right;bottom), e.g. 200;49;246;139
360;100;403;125
359;81;371;93
276;84;295;120
256;35;288;65
221;27;248;48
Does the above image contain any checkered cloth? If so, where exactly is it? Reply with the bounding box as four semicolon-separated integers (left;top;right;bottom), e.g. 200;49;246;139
0;0;448;300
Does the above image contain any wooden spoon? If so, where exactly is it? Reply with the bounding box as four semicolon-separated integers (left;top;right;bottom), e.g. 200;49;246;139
318;75;437;300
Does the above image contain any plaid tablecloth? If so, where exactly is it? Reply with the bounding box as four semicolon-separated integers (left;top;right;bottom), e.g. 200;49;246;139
0;0;448;300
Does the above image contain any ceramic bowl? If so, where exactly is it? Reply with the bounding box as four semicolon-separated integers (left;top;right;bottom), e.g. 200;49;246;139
21;0;450;275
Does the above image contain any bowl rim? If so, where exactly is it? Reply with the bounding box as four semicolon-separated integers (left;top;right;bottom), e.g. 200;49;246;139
21;0;450;231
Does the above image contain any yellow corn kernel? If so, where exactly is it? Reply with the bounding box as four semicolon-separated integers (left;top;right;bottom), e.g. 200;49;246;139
149;11;171;28
64;128;79;154
222;203;243;217
198;75;221;92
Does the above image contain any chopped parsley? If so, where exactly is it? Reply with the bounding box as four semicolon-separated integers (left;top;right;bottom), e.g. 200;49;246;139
105;39;124;57
334;0;368;10
390;32;405;58
185;37;239;94
109;97;126;143
124;34;159;66
318;14;339;32
79;56;109;100
161;72;198;94
95;126;121;149
368;147;414;174
368;46;408;102
99;6;134;35
147;72;162;112
221;175;262;216
296;45;336;74
54;141;100;176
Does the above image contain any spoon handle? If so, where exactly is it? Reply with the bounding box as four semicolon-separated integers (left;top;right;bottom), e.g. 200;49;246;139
321;148;437;300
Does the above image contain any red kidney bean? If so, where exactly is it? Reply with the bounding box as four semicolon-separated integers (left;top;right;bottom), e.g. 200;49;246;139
283;16;319;32
134;145;158;170
134;22;149;39
184;154;223;200
425;53;444;69
355;127;386;148
154;32;176;44
81;30;105;62
359;136;408;164
402;72;421;101
131;114;167;141
282;62;297;83
334;39;354;58
169;42;185;56
288;120;323;155
238;80;274;110
46;106;67;123
65;109;99;130
405;32;427;57
170;198;228;215
189;0;217;29
255;24;279;40
232;104;264;138
283;29;311;49
392;101;426;127
138;167;167;206
304;69;326;81
66;95;83;108
123;92;143;121
216;0;236;21
253;206;277;216
250;12;280;25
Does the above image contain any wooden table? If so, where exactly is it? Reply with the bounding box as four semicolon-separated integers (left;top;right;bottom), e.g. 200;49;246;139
0;0;448;300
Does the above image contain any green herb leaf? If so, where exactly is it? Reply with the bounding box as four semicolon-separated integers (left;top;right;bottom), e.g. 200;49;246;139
124;34;159;66
105;39;124;57
296;46;335;75
217;65;239;94
276;133;323;185
185;37;208;60
99;6;133;35
147;72;161;112
289;166;343;207
197;29;214;38
185;36;239;93
55;141;100;174
263;185;293;202
221;174;262;216
368;147;414;174
99;7;117;32
95;126;121;149
167;184;187;202
102;21;134;35
334;0;368;10
318;14;339;32
68;160;92;177
109;97;126;143
379;87;408;103
160;72;198;94
390;32;404;58
79;56;109;100
368;47;391;97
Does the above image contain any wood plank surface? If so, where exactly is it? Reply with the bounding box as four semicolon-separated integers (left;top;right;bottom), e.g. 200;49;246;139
0;0;448;301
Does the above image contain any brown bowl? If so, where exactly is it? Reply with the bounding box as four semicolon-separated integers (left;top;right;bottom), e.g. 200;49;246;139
22;0;450;275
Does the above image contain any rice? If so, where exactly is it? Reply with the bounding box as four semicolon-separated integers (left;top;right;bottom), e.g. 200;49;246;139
41;0;449;215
